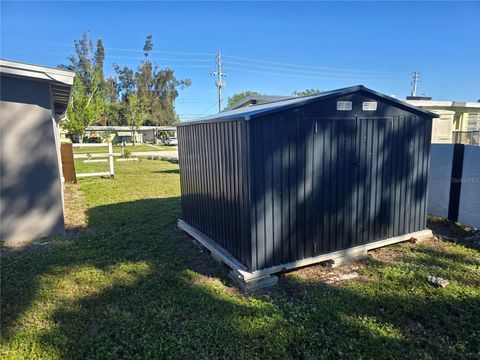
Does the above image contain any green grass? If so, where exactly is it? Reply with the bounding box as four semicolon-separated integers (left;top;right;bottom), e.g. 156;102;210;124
74;144;177;154
1;160;479;359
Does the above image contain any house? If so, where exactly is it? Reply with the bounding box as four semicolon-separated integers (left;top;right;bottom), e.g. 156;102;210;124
0;59;75;246
405;97;480;145
84;126;177;144
223;95;293;112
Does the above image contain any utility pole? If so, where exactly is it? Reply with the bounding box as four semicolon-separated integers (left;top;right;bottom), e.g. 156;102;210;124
411;71;420;97
210;51;227;112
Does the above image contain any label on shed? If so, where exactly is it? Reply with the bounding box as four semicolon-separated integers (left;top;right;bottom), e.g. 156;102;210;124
337;101;352;111
362;101;377;111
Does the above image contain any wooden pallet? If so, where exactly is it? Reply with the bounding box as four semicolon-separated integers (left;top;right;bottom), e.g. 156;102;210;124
178;219;433;291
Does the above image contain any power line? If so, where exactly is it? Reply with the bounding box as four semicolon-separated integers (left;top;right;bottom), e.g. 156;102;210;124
223;66;395;83
176;99;217;103
225;60;405;79
107;54;213;62
100;63;211;69
7;39;475;86
3;39;215;57
108;47;215;57
222;53;403;75
3;49;214;68
179;101;219;121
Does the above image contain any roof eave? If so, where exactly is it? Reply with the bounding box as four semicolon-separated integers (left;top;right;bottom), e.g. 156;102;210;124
0;59;75;86
179;85;439;125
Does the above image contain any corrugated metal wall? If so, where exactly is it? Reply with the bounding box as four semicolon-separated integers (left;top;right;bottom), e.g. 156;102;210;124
179;94;433;273
248;114;431;271
178;120;252;269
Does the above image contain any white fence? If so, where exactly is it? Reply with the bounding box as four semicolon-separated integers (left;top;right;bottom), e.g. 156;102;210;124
458;146;480;227
428;144;480;228
72;143;115;178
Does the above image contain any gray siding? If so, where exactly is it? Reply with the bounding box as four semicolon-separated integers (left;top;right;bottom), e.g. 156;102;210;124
1;75;65;245
178;120;252;268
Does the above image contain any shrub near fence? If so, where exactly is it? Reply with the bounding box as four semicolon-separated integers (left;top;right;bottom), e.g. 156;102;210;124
428;144;480;228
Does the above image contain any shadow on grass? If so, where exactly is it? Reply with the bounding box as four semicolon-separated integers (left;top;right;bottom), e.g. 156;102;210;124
2;198;480;359
427;217;480;251
151;169;180;174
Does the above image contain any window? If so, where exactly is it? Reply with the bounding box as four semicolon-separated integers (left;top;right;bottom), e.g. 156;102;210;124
467;113;480;131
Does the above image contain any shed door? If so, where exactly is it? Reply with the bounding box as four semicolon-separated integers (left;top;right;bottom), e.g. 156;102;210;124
312;117;393;255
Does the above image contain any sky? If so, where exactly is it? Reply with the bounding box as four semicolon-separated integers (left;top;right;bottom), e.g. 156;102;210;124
1;1;479;121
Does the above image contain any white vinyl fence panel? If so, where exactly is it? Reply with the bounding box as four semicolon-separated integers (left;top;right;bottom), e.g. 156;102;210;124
458;146;480;228
427;144;454;219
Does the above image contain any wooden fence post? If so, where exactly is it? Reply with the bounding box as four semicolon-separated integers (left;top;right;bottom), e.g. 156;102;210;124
60;142;77;183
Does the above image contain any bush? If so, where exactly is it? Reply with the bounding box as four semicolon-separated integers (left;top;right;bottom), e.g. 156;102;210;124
122;148;132;158
81;136;102;143
88;137;102;143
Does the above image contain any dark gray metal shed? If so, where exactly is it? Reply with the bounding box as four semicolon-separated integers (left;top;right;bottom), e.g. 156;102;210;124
177;85;437;289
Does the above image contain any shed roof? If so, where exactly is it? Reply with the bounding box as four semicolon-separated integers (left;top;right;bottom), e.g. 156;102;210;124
0;59;75;112
179;85;438;126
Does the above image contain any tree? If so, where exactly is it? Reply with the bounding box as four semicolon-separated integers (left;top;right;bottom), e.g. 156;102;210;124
134;36;191;126
103;76;120;125
59;32;106;141
227;91;260;106
123;93;148;146
64;75;103;141
61;33;191;136
292;89;322;96
114;35;191;127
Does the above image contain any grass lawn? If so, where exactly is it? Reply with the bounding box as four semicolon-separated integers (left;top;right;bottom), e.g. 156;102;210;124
1;159;479;359
73;144;177;154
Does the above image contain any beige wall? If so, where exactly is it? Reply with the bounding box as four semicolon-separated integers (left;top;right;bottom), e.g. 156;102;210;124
431;110;455;143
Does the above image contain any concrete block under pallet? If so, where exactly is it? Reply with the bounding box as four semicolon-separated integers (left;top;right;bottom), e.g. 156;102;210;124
229;271;279;292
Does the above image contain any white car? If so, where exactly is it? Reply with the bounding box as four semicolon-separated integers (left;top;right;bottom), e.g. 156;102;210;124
164;137;178;146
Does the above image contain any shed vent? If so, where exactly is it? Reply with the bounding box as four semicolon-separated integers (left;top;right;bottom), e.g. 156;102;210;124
337;101;352;111
363;101;377;111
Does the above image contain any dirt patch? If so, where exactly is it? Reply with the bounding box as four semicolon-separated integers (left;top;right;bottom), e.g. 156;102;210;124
427;217;471;241
427;216;479;250
286;260;366;285
368;244;407;263
64;183;88;236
